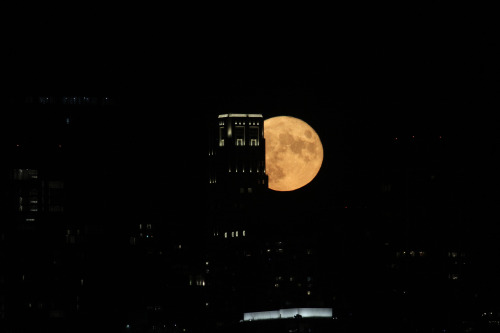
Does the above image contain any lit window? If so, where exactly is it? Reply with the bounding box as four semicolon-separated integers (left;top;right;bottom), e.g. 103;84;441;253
224;232;227;238
26;218;35;222
231;231;234;238
242;230;246;237
249;126;259;146
178;244;182;249
219;126;226;147
235;126;245;145
235;231;238;237
307;290;311;296
146;224;152;230
139;224;142;230
248;187;253;193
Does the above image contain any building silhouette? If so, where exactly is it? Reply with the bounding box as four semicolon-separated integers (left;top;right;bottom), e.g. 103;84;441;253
205;113;340;332
1;96;497;332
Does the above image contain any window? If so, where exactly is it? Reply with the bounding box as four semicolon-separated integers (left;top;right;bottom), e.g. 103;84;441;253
219;126;226;146
249;126;259;146
235;231;238;237
242;230;246;237
224;232;227;238
235;126;245;146
14;169;38;180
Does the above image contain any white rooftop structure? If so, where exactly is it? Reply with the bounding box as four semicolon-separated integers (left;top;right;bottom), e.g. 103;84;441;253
243;308;333;321
218;113;263;118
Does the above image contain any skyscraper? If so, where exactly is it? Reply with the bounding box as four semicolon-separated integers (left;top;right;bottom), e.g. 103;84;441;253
205;113;337;332
208;113;268;196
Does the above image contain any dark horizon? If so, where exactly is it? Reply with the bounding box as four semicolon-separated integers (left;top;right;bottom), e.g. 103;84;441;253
3;22;500;332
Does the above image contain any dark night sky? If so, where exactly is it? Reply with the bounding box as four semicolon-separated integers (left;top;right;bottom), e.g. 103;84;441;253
5;14;499;216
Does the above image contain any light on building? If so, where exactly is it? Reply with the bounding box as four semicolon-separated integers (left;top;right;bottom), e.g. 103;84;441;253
243;308;333;321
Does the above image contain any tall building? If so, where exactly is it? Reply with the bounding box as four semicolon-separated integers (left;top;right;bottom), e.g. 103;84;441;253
205;113;339;332
0;95;128;333
208;113;268;196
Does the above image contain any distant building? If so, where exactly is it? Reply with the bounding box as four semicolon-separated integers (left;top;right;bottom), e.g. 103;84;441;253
0;95;121;333
205;113;338;332
208;113;268;196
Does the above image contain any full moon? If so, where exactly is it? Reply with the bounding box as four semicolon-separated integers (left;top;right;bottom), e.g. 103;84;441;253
264;116;323;191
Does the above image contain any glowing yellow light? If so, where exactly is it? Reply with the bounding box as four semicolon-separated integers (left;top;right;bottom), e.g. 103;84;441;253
264;116;323;191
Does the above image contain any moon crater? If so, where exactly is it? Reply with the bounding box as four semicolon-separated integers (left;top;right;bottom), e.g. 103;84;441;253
265;116;323;191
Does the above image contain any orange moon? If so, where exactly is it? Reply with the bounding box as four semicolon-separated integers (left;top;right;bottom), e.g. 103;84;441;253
264;116;323;191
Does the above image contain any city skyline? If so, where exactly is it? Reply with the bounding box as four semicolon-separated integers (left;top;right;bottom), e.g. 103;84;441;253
3;22;499;331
